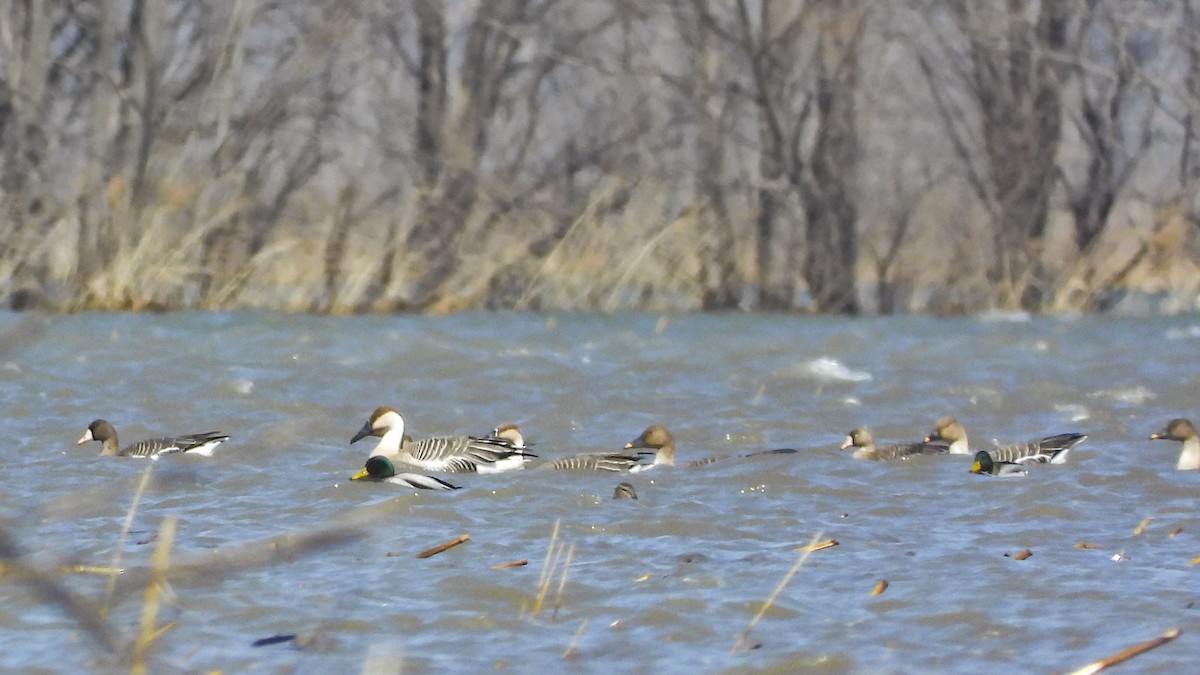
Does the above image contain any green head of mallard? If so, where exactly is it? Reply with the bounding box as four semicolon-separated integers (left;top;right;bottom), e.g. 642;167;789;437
351;455;397;481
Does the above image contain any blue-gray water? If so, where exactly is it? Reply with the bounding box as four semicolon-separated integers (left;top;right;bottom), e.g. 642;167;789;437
0;311;1197;672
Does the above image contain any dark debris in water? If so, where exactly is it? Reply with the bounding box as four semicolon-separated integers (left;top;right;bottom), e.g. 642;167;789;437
252;634;297;647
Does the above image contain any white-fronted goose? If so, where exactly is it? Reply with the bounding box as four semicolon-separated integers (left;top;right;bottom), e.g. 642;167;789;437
624;424;676;472
969;450;1027;477
1149;418;1200;471
76;419;229;458
350;456;461;490
351;407;534;474
840;427;948;461
926;416;1085;464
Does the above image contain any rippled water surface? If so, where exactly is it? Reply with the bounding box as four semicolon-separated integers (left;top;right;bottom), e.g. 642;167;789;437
1;311;1198;672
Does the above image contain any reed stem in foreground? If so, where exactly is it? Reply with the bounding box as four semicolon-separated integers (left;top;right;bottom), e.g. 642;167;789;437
131;516;177;674
732;530;824;653
104;465;154;616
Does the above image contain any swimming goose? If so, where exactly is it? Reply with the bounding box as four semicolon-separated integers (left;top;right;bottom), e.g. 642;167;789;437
969;450;1027;477
926;416;1085;464
613;482;638;500
840;427;948;461
541;450;651;472
1149;418;1200;471
490;423;528;449
76;419;229;458
350;456;461;490
624;424;676;472
350;407;533;474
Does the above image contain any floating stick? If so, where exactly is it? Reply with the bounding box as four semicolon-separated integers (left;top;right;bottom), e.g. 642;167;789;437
1065;628;1180;675
795;539;838;553
415;534;470;559
493;559;528;569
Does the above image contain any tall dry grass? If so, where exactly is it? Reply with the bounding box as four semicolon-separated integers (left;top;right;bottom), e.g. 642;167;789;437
8;174;1200;315
0;463;367;672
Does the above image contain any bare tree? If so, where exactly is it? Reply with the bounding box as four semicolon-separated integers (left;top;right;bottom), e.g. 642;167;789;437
918;0;1069;310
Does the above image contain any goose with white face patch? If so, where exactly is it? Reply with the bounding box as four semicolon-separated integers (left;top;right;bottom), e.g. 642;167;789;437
840;427;948;461
1149;418;1200;471
624;424;677;473
926;416;1085;464
350;406;534;474
76;419;229;458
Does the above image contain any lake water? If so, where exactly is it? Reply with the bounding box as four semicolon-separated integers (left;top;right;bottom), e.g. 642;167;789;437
0;311;1196;672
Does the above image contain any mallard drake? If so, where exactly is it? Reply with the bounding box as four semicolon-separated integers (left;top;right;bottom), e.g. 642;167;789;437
624;424;676;472
1149;418;1200;470
969;450;1027;477
76;419;229;458
840;427;948;461
351;407;534;474
350;456;460;490
926;416;1085;464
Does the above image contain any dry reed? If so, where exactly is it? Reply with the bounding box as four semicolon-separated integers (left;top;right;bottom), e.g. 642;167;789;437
1064;628;1181;675
103;464;154;616
415;534;470;559
130;516;177;674
528;519;575;622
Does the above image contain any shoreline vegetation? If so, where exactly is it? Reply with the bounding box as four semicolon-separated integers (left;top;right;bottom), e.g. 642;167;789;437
3;2;1200;316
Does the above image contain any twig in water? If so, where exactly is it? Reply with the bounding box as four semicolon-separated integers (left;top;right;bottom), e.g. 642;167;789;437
870;580;888;597
1065;628;1181;675
493;559;528;569
415;534;470;559
732;531;824;653
794;539;838;553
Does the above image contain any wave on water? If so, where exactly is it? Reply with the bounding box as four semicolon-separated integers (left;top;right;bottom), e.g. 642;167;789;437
1088;386;1156;406
1165;325;1200;340
1053;403;1090;422
800;357;872;383
977;310;1032;322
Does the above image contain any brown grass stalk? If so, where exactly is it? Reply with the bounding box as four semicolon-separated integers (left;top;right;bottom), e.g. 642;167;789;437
562;618;588;660
529;519;565;621
415;534;470;559
1065;628;1181;675
550;543;575;621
